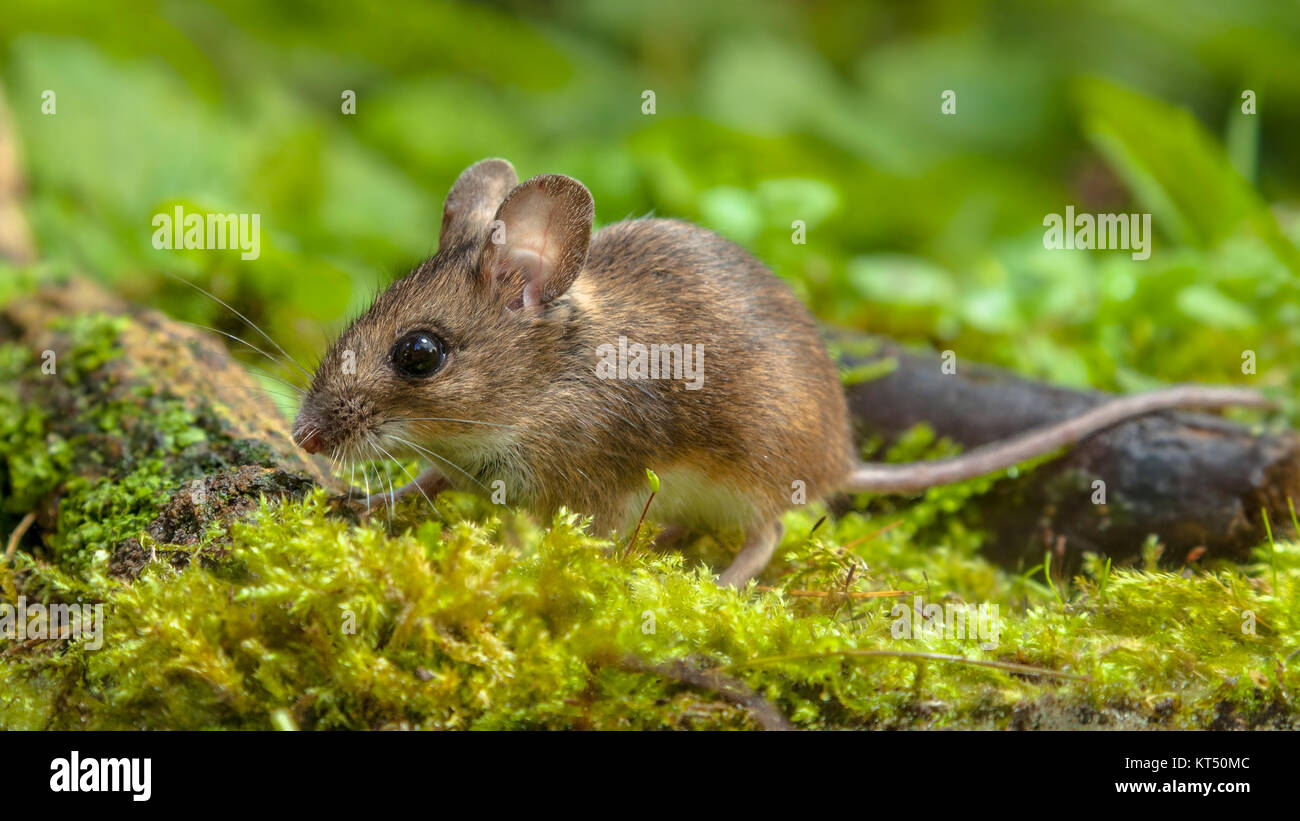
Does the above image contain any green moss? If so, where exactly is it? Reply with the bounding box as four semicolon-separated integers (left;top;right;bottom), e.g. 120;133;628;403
52;313;130;385
0;315;188;574
0;311;299;577
2;476;1298;729
0;348;70;514
2;311;1299;729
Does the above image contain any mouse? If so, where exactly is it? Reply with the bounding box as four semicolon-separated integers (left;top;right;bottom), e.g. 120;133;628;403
291;158;1272;588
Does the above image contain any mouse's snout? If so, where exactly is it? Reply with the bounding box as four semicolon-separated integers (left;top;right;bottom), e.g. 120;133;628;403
291;405;333;455
294;426;325;454
293;387;379;459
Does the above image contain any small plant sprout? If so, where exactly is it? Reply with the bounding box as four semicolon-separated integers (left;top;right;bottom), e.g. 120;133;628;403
622;468;659;559
1262;507;1277;593
1044;551;1065;609
1095;556;1112;605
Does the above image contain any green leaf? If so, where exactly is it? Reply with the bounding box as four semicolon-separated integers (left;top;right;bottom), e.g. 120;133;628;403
847;255;956;307
1174;284;1256;330
1075;77;1300;275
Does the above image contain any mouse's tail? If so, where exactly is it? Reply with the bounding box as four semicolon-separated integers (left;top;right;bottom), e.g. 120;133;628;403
844;385;1274;495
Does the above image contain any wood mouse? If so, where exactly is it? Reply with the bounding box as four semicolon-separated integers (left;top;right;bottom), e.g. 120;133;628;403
291;158;1271;587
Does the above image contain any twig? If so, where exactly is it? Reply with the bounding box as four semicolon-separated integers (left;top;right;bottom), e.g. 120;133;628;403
5;510;36;561
621;470;659;560
715;648;1091;682
620;656;795;731
752;586;910;600
838;519;904;552
0;636;47;658
621;493;655;560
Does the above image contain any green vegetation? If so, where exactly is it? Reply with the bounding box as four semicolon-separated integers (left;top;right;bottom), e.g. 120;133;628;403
2;1;1299;412
1;1;1299;729
2;314;1298;729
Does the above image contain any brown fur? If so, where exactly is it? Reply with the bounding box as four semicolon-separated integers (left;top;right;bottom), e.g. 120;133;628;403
294;158;855;538
294;158;1268;584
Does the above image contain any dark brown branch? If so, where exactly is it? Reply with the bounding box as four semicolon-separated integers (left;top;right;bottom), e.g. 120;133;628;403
619;655;795;731
835;334;1300;564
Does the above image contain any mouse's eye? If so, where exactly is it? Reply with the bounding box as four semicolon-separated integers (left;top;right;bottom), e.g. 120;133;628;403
390;331;446;378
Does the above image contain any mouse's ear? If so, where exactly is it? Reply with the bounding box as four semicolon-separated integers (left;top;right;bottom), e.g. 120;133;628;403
440;158;519;249
481;174;593;309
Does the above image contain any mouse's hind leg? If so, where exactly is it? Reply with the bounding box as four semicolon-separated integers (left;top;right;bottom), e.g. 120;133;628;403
716;520;784;588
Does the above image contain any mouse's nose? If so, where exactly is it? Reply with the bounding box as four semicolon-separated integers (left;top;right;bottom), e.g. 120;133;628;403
293;426;326;454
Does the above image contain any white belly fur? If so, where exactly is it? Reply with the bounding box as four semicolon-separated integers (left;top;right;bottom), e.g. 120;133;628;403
614;466;757;535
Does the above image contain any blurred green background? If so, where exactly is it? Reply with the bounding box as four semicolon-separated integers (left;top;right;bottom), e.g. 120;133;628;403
1;0;1298;416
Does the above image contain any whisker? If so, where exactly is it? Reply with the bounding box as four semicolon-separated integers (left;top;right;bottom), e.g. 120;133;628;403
371;440;443;521
245;366;307;397
362;438;395;522
384;470;396;522
177;320;299;381
383;417;519;430
361;439;384;519
208;379;300;402
362;455;372;504
382;416;577;449
374;441;397;522
388;434;489;493
382;416;581;449
327;444;342;480
164;272;313;384
254;386;300;399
